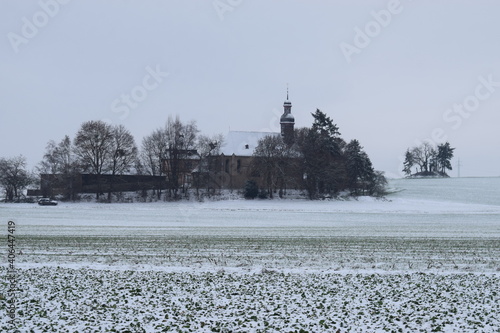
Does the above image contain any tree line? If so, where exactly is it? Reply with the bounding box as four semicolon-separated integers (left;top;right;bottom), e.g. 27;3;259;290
249;109;387;199
1;111;388;202
0;116;222;202
402;142;454;177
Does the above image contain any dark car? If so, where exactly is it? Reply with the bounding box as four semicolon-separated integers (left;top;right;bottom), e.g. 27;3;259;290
38;198;58;206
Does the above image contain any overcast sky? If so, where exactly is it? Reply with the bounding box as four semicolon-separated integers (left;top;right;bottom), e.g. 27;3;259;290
1;1;500;178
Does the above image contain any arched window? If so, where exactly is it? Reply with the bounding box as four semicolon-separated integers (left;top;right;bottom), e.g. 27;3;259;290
237;159;241;173
225;159;229;173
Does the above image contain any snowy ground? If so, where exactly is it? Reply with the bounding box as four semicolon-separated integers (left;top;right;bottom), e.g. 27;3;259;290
1;177;499;332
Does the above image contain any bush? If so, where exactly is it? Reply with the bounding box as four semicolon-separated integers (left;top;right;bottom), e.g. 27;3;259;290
244;180;259;199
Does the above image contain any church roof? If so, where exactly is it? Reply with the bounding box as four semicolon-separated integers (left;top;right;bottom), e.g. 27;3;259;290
220;131;279;156
280;112;295;123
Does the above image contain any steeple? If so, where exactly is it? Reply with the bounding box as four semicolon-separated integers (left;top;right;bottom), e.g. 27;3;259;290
280;86;295;144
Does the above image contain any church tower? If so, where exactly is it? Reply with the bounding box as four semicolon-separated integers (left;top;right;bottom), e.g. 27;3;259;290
280;88;295;144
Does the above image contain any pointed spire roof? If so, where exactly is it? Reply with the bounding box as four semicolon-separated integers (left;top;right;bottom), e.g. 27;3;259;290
281;85;294;123
284;84;292;105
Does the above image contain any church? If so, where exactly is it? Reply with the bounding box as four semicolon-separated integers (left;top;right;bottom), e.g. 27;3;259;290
40;93;300;199
38;94;298;199
193;92;297;192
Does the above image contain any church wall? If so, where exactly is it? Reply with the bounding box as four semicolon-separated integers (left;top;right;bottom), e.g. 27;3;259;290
215;154;258;190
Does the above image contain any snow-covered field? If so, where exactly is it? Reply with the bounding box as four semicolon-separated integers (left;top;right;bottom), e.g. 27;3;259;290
1;177;499;332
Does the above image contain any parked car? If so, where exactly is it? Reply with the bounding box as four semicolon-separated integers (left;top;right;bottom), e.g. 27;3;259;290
38;198;58;206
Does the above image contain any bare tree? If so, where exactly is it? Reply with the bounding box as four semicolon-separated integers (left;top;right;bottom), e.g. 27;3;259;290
39;140;63;175
73;120;114;199
408;142;438;174
140;116;199;200
163;116;199;199
195;133;224;195
252;134;298;198
57;135;76;176
0;155;33;202
140;128;168;199
38;135;79;200
107;125;138;201
197;134;224;160
252;135;283;198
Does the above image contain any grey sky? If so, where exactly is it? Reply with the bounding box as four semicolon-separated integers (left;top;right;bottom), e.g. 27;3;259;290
1;0;499;178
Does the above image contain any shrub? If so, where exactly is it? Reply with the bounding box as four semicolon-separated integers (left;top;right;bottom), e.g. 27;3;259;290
244;180;259;199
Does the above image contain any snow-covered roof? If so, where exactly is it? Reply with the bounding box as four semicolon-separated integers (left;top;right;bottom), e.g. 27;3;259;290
220;131;279;156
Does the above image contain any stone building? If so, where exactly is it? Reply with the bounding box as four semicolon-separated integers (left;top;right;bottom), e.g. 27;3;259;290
38;93;298;198
216;130;278;190
212;92;297;190
164;92;298;193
